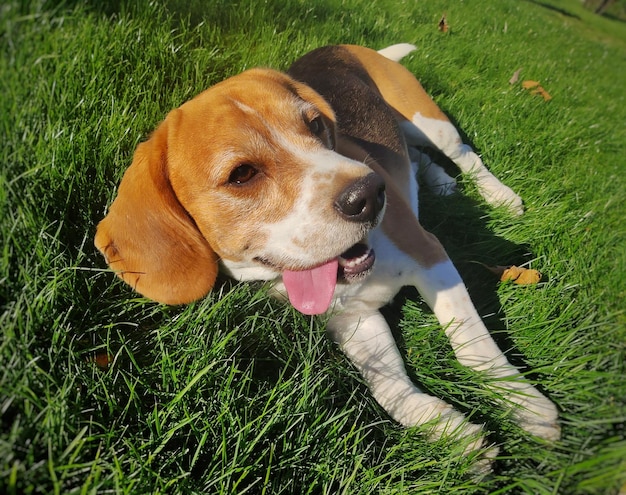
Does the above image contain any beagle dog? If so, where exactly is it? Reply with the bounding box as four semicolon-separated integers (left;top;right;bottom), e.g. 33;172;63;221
95;44;559;463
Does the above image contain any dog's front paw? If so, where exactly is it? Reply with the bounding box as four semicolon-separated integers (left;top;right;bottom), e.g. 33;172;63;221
514;392;561;442
500;383;560;442
425;404;498;472
519;415;561;442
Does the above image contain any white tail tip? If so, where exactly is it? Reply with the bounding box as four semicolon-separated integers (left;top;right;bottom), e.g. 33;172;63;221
377;43;417;62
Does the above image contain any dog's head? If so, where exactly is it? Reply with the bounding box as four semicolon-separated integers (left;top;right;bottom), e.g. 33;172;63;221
95;68;385;313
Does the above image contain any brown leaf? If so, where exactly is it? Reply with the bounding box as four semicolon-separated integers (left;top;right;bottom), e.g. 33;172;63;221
88;352;114;369
522;80;552;101
438;14;449;33
483;264;542;285
522;80;541;89
531;86;552;101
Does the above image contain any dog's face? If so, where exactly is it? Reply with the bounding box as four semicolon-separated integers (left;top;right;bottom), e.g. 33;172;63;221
95;69;385;312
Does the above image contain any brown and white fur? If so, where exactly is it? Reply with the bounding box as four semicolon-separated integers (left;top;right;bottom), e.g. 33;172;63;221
95;44;559;466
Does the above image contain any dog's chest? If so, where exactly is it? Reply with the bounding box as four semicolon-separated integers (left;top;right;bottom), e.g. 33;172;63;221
331;230;413;310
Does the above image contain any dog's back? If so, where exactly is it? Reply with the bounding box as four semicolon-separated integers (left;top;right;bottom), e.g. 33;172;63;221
288;45;412;190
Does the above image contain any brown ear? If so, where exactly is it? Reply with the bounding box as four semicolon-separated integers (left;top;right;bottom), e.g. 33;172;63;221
95;112;218;305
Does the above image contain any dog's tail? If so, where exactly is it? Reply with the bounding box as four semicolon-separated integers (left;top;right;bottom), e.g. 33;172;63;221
377;43;416;62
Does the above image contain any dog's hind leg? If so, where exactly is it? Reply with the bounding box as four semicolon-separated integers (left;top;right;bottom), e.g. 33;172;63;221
400;118;524;215
408;146;458;197
350;45;524;214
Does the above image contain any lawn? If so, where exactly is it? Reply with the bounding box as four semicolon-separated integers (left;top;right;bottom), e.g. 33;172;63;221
1;0;625;493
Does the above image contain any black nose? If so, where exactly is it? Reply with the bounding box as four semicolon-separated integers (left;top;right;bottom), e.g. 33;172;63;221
334;173;386;223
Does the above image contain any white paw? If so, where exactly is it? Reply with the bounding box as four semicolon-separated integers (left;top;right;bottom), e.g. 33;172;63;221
519;416;561;442
514;393;561;442
499;382;560;442
470;443;499;479
476;176;524;215
426;404;497;471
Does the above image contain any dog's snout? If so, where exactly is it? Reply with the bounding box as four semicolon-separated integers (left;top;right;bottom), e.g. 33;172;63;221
335;173;386;223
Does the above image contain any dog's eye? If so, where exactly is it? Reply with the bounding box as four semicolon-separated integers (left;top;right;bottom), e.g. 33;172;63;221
308;116;325;136
228;164;258;185
307;115;334;149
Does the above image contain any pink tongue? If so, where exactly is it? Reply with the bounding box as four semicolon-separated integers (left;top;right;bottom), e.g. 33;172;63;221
282;259;339;315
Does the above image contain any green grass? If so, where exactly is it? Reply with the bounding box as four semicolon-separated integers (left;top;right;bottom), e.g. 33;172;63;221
2;0;625;493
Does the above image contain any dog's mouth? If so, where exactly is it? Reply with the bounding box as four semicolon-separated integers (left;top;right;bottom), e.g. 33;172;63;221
337;242;375;283
282;242;375;316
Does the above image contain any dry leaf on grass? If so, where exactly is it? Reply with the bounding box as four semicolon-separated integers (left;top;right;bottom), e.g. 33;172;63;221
484;264;543;285
438;14;449;33
532;86;552;101
87;351;114;369
522;80;552;101
521;80;541;89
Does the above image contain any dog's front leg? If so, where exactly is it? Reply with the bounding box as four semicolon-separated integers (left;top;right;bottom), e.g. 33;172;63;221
413;259;561;442
327;309;488;454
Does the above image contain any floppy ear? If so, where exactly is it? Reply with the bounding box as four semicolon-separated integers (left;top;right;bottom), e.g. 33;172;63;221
95;111;218;305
